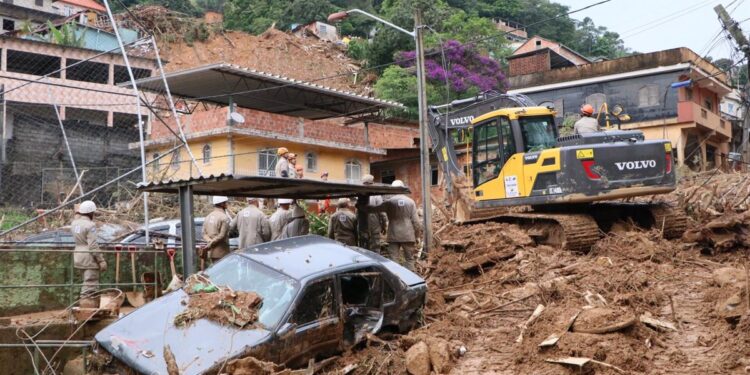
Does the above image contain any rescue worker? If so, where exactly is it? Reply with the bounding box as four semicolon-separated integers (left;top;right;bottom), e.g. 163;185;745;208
319;171;331;213
270;198;293;240
295;165;304;179
202;196;231;263
362;180;421;271
230;197;271;249
274;147;293;177
71;200;106;307
361;174;388;253
327;198;358;246
280;202;310;239
573;104;600;134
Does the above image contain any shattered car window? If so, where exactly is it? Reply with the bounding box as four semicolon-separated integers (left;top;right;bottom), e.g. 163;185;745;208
291;278;336;325
205;254;299;329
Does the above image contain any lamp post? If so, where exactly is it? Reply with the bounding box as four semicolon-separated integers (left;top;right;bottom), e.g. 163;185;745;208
329;8;433;254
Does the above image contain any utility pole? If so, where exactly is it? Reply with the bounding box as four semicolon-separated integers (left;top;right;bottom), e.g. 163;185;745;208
414;8;432;253
715;5;750;164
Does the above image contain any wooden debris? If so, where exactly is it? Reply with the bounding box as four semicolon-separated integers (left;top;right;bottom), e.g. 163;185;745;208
164;345;179;375
539;310;580;347
341;364;358;374
460;249;516;272
640;314;678;331
546;357;626;374
516;304;545;343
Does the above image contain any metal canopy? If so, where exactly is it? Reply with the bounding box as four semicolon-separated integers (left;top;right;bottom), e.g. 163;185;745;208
138;174;409;199
131;63;404;120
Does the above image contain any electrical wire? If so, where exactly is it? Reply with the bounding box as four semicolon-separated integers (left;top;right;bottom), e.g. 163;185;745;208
621;0;724;39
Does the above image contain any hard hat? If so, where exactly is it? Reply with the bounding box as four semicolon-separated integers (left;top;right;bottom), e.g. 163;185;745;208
337;197;351;206
277;147;289;156
391;180;405;188
278;198;293;205
288;153;297;159
212;196;229;205
78;200;97;214
246;197;259;202
320;171;329;177
361;174;374;184
580;104;594;116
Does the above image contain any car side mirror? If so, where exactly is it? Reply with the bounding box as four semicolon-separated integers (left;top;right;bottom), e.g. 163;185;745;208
277;322;296;338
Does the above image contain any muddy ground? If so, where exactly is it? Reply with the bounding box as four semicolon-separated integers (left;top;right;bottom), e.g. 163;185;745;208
318;171;750;375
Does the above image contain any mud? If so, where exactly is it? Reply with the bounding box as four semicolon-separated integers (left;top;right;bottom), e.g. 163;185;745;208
173;275;262;329
322;172;750;374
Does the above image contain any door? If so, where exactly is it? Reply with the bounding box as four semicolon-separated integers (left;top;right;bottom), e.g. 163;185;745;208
337;270;384;347
472;116;521;199
278;277;342;367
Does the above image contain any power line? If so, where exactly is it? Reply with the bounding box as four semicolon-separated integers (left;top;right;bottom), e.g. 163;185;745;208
621;0;724;38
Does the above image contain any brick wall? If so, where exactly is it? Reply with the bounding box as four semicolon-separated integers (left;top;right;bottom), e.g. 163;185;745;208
368;124;419;149
508;52;550;77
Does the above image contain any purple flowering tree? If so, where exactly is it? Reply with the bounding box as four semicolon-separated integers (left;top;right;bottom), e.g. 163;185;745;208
396;40;508;97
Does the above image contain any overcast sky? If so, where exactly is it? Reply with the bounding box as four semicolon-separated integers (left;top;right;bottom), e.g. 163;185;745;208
555;0;750;61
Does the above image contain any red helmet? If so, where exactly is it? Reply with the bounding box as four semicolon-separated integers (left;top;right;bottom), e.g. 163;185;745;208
581;104;594;116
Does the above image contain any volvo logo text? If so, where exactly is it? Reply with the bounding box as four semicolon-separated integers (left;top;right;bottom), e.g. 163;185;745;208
449;115;474;126
615;160;656;170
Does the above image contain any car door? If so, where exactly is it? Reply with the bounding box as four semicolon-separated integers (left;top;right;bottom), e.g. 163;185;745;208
277;277;342;368
337;269;384;347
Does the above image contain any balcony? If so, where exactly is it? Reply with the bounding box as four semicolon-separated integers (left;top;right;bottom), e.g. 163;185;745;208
677;101;731;138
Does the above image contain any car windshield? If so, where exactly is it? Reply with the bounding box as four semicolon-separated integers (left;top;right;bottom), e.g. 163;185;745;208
520;116;557;152
204;254;299;329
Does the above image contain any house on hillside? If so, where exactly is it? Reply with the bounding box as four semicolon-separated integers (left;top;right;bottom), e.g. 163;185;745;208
292;21;339;42
721;89;746;157
507;35;591;77
0;1;63;33
507;47;732;171
0;36;157;206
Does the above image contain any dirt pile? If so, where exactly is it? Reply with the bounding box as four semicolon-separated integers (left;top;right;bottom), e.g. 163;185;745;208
159;28;369;94
173;275;262;328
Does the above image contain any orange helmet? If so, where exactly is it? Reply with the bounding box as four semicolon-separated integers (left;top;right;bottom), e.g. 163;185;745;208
580;104;594;116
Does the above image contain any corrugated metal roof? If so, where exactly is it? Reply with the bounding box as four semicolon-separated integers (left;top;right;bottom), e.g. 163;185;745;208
138;174;409;199
130;63;404;120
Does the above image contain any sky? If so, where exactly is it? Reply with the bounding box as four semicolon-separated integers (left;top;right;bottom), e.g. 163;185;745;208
555;0;750;62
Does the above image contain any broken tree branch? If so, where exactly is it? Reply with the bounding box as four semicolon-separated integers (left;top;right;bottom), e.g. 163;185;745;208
516;304;545;343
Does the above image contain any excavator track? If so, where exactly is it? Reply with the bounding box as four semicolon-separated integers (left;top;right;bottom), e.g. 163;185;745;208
497;212;602;253
648;204;688;240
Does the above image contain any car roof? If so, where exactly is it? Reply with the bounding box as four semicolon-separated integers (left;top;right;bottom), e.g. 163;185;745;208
239;235;377;281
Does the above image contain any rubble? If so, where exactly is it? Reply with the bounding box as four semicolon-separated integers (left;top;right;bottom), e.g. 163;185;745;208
173;275;263;328
404;341;430;375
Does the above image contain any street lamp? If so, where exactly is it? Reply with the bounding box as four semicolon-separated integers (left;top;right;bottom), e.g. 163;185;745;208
329;8;433;254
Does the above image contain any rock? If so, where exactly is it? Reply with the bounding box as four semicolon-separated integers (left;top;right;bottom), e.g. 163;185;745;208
405;341;431;375
62;357;85;375
716;291;745;322
427;338;453;374
712;267;746;288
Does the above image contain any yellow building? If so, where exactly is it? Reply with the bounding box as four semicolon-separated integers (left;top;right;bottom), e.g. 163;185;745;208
138;107;384;183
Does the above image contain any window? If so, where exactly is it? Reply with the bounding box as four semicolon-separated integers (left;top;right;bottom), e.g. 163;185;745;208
35;0;43;6
520;116;556;152
381;169;395;185
638;84;660;107
291;279;336;326
585;93;606;113
3;0;13;4
684;87;693;101
2;19;14;31
64;5;73;16
499;116;516;162
202;144;211;164
113;65;152;84
152;153;159;173
170;151;180;170
704;97;714;111
258;149;278;176
7;50;60;77
431;166;439;186
472;119;501;186
66;60;109;84
345;160;361;182
305;152;317;172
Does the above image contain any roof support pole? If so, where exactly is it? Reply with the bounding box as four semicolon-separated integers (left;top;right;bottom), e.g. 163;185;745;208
178;185;196;276
356;194;369;249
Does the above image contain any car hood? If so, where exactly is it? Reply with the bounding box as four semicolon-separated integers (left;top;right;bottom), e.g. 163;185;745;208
95;291;271;375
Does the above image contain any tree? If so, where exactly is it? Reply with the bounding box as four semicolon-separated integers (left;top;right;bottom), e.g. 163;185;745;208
428;10;511;58
286;0;336;26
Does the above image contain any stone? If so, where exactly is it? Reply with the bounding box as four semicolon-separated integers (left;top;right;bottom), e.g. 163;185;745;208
427;338;453;374
405;341;431;375
712;267;746;288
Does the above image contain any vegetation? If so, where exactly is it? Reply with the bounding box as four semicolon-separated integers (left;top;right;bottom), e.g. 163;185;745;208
0;210;32;231
40;21;85;48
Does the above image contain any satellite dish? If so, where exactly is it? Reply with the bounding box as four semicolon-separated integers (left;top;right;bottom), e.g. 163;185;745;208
230;112;245;124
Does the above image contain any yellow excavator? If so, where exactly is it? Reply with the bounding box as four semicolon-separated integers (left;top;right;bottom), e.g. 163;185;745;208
428;93;686;251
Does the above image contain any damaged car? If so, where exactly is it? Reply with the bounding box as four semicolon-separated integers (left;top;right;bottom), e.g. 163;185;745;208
94;235;426;374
